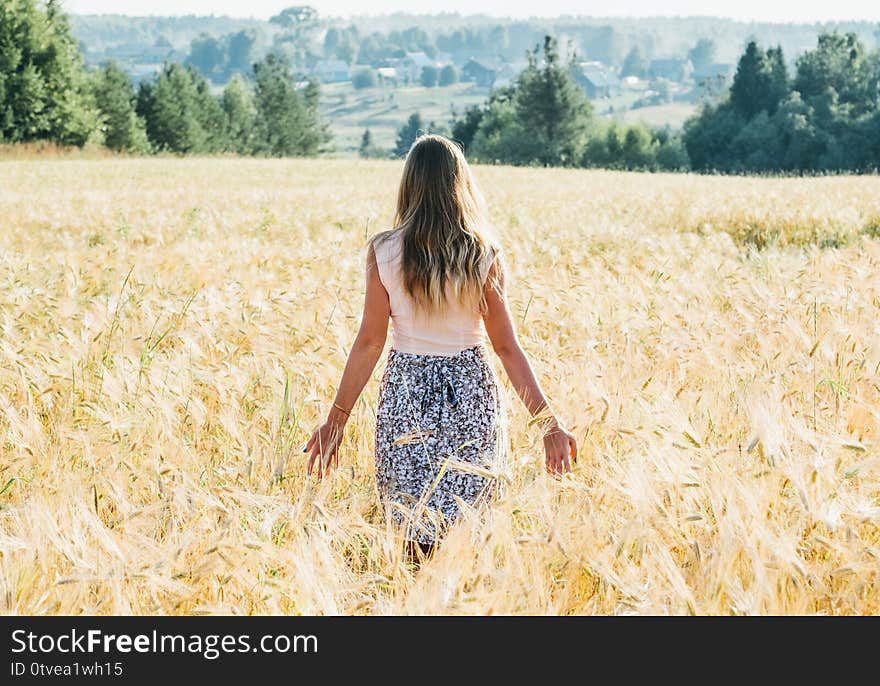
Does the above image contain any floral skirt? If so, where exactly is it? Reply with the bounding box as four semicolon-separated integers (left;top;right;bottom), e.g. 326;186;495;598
374;343;509;546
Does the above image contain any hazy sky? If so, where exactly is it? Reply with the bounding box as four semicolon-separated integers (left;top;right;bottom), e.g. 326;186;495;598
64;1;880;23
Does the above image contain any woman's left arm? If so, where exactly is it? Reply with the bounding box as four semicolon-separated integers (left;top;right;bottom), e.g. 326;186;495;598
304;242;390;477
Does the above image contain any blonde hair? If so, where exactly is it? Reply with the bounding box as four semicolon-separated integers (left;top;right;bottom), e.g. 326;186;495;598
369;133;501;318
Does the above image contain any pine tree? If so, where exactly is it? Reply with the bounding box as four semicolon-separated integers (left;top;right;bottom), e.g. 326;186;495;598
359;128;372;157
765;46;790;114
136;62;224;153
621;47;645;78
512;35;593;166
730;42;766;119
730;41;788;119
252;53;329;157
393;112;423;157
222;74;256;154
92;60;149;152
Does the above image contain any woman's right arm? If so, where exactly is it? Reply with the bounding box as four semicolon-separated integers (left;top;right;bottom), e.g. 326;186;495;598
481;255;577;474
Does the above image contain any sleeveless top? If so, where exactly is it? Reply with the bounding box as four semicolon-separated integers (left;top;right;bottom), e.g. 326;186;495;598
373;230;496;356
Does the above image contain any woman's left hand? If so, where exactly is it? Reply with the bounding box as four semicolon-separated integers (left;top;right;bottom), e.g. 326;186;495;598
304;417;347;479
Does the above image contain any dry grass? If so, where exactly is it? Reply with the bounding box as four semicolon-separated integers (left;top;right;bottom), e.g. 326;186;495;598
0;142;122;160
1;158;879;615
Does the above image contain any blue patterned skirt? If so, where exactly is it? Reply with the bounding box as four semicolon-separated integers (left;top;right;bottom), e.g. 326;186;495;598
374;343;509;546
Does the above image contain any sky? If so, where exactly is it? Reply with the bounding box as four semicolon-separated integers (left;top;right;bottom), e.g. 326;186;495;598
63;1;880;23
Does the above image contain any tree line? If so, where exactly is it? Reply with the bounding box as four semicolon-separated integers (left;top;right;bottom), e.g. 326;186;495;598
684;33;880;172
3;1;879;173
385;31;877;174
73;8;880;82
0;0;328;155
398;36;690;172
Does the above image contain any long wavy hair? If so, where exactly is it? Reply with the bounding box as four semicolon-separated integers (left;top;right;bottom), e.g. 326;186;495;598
370;134;502;318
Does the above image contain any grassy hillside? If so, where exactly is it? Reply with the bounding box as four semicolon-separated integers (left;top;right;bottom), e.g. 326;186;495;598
1;158;879;614
320;82;489;156
616;103;697;130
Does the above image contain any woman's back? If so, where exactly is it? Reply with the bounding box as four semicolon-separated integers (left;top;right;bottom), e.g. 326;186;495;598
304;133;576;554
373;229;496;356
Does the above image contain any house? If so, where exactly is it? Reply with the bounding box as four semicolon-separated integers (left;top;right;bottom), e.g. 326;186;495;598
376;67;399;86
621;75;648;90
435;52;454;67
462;59;498;88
491;59;528;89
573;61;621;99
648;58;693;82
400;51;438;82
313;59;350;83
693;62;735;86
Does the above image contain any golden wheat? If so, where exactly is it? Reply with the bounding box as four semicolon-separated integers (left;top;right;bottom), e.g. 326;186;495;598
1;158;879;615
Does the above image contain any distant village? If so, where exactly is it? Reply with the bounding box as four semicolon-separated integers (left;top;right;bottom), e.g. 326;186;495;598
86;36;736;114
312;50;734;106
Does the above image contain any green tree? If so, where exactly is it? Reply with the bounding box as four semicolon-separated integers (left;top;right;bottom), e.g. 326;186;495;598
729;41;789;119
730;41;789;120
450;103;484;153
580;121;681;171
0;0;100;146
186;34;227;82
270;6;318;31
136;62;225;153
221;74;256;154
358;127;385;158
252;53;328;156
688;39;716;73
359;128;372;157
730;41;766;118
511;36;593;165
225;30;257;77
351;67;377;89
324;27;341;57
683;31;880;174
581;121;620;168
655;135;690;170
620;124;655;169
324;26;357;64
92;60;149;153
621;46;646;77
682;101;746;171
729;110;783;171
420;65;439;87
772;92;825;170
269;6;319;70
469;87;524;164
394;112;424;157
439;64;458;86
765;47;790;109
794;32;877;116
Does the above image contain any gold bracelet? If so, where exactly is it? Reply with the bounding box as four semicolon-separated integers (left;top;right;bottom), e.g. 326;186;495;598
332;401;351;416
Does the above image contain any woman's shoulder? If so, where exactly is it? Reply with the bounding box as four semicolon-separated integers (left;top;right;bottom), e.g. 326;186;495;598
482;238;502;266
479;238;504;284
367;229;402;261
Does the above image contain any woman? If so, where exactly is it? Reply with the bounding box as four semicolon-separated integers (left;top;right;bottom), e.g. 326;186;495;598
304;134;577;556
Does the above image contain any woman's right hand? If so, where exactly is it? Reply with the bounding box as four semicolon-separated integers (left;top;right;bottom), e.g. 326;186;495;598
543;420;578;474
304;417;346;479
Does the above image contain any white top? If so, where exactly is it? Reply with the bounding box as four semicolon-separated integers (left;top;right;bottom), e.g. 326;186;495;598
373;230;496;356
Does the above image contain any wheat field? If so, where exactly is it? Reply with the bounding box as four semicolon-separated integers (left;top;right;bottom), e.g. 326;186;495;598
1;158;879;615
